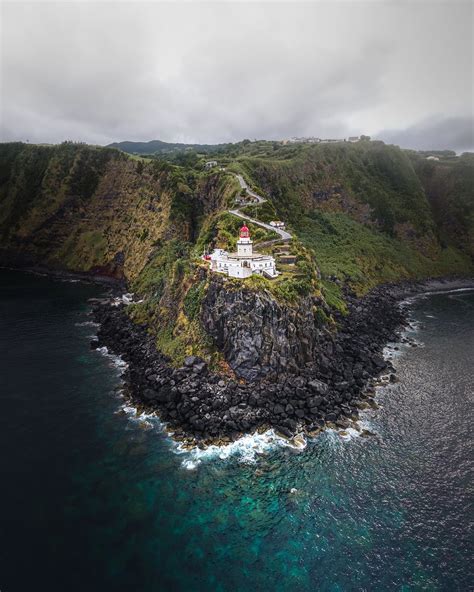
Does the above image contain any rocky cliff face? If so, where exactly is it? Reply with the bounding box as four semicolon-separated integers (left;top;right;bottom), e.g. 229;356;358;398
0;142;234;282
2;141;473;380
201;275;329;380
92;279;409;445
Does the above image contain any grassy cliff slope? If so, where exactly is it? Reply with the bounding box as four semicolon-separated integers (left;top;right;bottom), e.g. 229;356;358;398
0;140;472;366
0;142;235;281
233;141;473;293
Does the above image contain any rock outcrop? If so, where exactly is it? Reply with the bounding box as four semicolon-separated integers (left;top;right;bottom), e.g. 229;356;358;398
201;275;328;381
92;280;407;446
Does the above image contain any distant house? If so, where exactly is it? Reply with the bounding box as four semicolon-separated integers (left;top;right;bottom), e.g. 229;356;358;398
426;156;440;161
270;220;286;229
205;160;218;169
348;136;360;142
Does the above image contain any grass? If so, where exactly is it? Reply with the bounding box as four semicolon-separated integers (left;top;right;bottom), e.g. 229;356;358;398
238;200;279;224
1;140;472;364
196;211;279;255
298;211;473;295
54;230;108;270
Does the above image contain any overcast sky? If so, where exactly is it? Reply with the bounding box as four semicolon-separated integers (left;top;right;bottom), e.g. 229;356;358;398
1;1;472;151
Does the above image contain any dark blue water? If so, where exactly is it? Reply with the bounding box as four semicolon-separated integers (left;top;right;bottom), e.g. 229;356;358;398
0;270;472;591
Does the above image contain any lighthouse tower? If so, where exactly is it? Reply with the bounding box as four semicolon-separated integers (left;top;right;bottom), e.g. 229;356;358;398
237;224;253;257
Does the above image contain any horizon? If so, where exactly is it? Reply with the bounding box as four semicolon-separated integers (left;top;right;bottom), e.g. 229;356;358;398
1;136;471;155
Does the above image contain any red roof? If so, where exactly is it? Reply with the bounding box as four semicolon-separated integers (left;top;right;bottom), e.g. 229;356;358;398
240;225;250;238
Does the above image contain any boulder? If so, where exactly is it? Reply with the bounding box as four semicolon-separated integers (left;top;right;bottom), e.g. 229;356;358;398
308;379;329;394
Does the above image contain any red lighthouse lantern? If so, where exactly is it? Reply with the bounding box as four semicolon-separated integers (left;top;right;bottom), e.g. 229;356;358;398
240;224;250;239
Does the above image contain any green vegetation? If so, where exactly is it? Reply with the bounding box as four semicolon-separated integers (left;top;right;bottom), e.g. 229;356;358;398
236;141;435;235
239;200;278;224
132;240;190;297
0;139;472;365
298;211;471;295
55;229;108;271
0;142;124;236
410;152;474;258
183;279;207;320
107;139;231;156
228;141;473;294
195;211;279;255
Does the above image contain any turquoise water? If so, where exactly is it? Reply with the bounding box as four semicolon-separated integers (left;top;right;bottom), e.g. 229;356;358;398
0;270;472;591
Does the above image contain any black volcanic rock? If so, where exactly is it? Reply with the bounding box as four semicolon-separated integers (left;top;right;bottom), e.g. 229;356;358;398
91;278;409;446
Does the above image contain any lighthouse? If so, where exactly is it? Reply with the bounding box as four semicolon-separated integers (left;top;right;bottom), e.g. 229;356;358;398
207;223;279;279
236;224;253;257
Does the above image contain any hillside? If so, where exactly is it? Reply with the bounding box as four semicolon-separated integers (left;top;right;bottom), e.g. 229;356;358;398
0;142;235;281
231;141;473;293
107;139;230;156
409;151;474;258
0;140;472;370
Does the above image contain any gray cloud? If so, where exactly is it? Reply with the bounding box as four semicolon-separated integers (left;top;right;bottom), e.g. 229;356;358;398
377;116;474;153
1;1;472;149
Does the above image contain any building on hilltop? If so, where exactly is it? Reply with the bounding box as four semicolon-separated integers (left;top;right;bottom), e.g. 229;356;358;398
287;136;321;144
204;160;218;169
284;135;364;144
206;224;278;279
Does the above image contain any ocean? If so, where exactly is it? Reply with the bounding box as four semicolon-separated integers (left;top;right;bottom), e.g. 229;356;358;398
0;270;472;591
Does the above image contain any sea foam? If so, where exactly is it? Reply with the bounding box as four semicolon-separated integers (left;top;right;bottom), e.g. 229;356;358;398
175;429;308;469
96;345;128;371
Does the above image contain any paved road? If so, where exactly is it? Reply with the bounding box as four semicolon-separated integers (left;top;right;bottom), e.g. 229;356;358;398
231;174;292;241
229;209;292;241
235;174;266;204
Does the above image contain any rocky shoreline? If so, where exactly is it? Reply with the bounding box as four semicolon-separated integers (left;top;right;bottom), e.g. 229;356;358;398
90;278;460;448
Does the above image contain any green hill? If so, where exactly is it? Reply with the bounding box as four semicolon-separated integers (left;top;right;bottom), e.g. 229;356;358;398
231;141;473;292
107;139;229;156
0;139;472;365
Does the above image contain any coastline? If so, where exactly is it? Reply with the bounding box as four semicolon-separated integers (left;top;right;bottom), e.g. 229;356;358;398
3;263;472;448
0;262;126;289
90;275;474;448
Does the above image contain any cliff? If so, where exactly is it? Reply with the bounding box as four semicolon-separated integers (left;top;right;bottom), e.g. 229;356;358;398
410;152;474;258
0;140;473;380
234;141;473;293
0;142;234;281
201;275;329;380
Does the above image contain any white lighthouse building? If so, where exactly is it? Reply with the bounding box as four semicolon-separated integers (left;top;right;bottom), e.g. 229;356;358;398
208;224;278;279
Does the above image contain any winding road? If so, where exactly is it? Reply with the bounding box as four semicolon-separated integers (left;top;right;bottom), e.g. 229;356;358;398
229;174;292;241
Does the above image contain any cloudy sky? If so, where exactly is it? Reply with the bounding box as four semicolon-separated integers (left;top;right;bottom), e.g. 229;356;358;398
1;0;472;151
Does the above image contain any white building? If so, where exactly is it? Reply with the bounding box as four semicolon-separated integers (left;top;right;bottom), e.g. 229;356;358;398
270;220;285;229
208;225;278;279
205;160;218;169
287;136;321;144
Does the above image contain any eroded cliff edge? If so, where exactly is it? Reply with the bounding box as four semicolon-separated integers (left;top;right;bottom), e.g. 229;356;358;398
92;273;408;445
201;275;328;381
1;141;473;444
